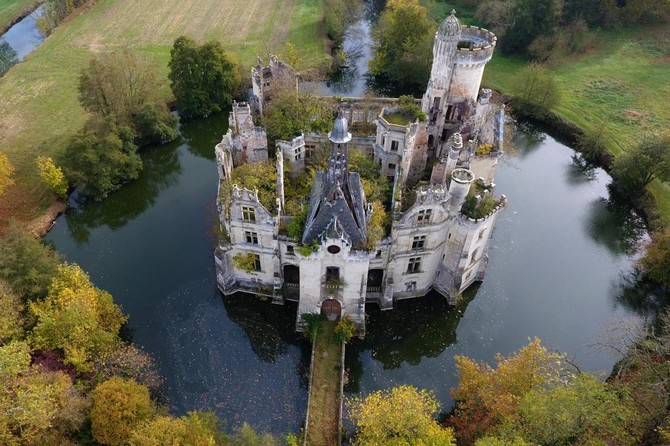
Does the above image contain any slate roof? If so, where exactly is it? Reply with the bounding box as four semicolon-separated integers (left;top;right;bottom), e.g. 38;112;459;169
301;115;367;246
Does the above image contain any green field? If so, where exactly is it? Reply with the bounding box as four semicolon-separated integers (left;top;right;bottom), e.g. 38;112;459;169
0;0;329;227
482;25;670;227
0;0;39;32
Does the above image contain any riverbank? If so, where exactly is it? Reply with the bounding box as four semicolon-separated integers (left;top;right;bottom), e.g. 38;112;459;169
481;24;670;229
0;0;330;231
0;0;40;33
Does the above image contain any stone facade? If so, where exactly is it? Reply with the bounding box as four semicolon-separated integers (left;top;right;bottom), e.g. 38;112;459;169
215;12;506;334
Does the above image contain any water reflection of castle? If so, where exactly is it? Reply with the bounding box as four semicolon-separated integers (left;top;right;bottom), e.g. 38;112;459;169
215;12;506;334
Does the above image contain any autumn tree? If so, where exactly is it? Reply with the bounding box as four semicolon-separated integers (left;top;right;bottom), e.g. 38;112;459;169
347;385;456;446
37;155;68;198
91;377;154;446
29;263;127;372
611;132;670;197
0;152;15;196
168;36;241;119
61;116;143;200
0;281;24;343
369;0;434;88
639;228;670;287
129;411;223;446
79;51;178;147
0;341;89;445
449;338;566;444
0;223;61;301
496;373;639;445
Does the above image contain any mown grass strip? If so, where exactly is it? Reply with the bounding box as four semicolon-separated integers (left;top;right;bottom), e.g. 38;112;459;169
305;320;342;446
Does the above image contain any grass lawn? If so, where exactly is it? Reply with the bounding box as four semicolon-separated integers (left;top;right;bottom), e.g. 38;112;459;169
0;0;329;228
305;320;342;446
0;0;39;32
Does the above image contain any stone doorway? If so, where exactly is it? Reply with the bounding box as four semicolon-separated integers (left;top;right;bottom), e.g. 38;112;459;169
321;299;341;321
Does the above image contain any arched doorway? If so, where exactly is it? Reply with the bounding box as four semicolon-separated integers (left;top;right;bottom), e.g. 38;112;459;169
321;299;341;321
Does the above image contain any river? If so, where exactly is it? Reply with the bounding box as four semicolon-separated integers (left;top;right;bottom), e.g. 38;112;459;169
0;4;45;61
44;0;648;436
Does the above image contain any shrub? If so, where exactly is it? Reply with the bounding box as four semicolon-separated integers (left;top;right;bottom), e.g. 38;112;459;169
335;316;356;343
301;313;324;342
37;156;68;199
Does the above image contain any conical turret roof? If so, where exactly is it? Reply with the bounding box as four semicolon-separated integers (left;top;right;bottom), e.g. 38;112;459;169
438;10;461;38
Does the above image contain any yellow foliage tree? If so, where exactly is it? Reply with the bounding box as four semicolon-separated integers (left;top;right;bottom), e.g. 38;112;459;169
449;338;568;444
347;385;456;446
0;280;24;344
0;153;15;196
129;412;220;446
0;341;89;445
29;263;127;372
91;377;154;446
37;155;68;198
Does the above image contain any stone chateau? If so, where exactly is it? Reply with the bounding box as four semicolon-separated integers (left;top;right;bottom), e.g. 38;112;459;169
215;12;506;333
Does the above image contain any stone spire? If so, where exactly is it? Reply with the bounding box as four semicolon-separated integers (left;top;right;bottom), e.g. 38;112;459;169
326;111;352;188
438;10;462;39
301;114;367;246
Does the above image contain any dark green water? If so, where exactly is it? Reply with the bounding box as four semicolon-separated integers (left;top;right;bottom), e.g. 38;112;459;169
46;116;647;433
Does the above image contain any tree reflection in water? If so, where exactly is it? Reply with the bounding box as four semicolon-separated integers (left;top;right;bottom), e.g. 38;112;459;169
65;142;182;244
222;294;311;387
345;288;477;392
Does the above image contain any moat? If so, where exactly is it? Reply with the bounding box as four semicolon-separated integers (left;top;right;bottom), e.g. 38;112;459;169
45;114;647;433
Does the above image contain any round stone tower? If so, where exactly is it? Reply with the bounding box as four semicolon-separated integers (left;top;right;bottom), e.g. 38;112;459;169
422;10;497;111
449;167;475;211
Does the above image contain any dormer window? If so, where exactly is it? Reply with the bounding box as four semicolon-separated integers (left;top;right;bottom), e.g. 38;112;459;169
242;206;256;222
417;209;432;224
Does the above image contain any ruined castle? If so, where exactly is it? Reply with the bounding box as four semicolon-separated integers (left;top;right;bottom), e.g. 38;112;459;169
215;12;506;333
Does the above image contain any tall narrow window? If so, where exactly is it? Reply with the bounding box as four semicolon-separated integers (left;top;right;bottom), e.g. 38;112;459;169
407;257;421;273
417;209;432;224
245;231;258;244
241;206;255;222
391;140;399;152
412;236;426;249
253;254;261;271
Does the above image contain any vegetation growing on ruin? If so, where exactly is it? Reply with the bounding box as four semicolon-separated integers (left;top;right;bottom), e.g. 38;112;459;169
334;315;356;343
229;160;277;213
232;252;258;273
